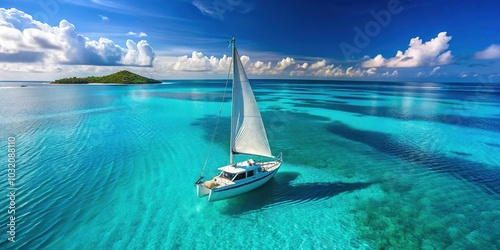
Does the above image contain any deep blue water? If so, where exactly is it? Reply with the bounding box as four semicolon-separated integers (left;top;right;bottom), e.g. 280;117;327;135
0;80;499;249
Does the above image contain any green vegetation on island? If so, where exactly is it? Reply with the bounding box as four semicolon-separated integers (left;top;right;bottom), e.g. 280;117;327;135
52;70;161;84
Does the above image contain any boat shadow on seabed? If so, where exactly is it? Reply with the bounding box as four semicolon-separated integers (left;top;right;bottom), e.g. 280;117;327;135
221;171;373;215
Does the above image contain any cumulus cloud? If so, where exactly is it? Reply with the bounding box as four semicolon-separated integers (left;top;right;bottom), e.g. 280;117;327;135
366;67;377;75
268;57;295;74
121;40;155;66
170;51;295;76
173;51;213;71
127;31;148;37
0;8;155;68
309;60;327;70
474;44;500;59
247;61;272;75
275;57;295;71
289;59;379;78
362;32;453;68
167;50;391;78
172;51;231;72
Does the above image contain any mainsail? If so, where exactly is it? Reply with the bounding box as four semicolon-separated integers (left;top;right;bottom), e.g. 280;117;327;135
230;41;272;158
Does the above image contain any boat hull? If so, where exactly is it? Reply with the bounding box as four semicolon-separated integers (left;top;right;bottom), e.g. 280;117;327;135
207;162;281;201
196;183;211;198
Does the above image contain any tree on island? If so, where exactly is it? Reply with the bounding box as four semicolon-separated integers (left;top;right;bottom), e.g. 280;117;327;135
52;70;161;84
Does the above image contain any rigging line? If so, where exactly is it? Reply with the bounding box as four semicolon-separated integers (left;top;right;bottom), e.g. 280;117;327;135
199;56;233;179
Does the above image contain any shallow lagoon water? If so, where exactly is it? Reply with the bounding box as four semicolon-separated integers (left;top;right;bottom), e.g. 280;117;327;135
0;80;499;249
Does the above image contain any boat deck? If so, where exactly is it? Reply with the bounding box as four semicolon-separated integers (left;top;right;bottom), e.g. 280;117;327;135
204;160;281;190
259;161;281;172
212;176;233;188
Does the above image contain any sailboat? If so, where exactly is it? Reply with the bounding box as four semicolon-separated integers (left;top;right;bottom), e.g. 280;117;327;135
196;37;283;202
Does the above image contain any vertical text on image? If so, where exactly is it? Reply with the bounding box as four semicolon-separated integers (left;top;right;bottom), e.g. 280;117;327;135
7;137;17;243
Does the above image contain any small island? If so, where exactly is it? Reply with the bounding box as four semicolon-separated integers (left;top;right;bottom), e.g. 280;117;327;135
52;70;162;84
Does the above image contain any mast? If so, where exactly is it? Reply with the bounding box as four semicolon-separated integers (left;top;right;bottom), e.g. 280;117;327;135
229;36;235;165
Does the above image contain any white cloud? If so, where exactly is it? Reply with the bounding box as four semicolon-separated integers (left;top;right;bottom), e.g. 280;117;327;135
414;66;442;78
70;0;138;14
268;57;295;74
240;55;250;66
167;52;381;78
172;51;232;72
99;15;109;21
362;32;453;68
299;62;308;69
321;66;343;77
430;66;440;75
474;44;500;59
345;66;380;77
192;1;216;17
173;51;213;71
191;0;255;20
0;8;155;69
121;40;155;66
275;57;295;71
381;70;399;77
362;54;385;68
127;31;148;37
366;67;377;75
247;61;272;75
309;60;327;70
436;51;452;65
289;59;380;78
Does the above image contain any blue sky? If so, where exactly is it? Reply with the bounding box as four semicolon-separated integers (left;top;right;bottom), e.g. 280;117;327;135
1;0;500;82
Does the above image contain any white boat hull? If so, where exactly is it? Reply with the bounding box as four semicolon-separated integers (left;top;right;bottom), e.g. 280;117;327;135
196;183;211;197
209;166;279;201
196;160;282;202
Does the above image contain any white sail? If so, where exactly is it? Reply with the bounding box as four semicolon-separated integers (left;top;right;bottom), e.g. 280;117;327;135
230;44;272;158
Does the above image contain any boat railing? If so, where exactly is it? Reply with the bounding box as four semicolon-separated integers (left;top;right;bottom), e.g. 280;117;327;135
276;152;283;162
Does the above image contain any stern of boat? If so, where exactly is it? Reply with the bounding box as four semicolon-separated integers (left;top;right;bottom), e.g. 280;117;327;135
196;183;211;198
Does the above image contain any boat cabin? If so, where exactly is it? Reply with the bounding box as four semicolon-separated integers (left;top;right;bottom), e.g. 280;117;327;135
217;159;262;182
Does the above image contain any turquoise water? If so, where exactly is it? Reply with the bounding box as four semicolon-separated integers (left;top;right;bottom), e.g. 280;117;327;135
0;80;499;249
